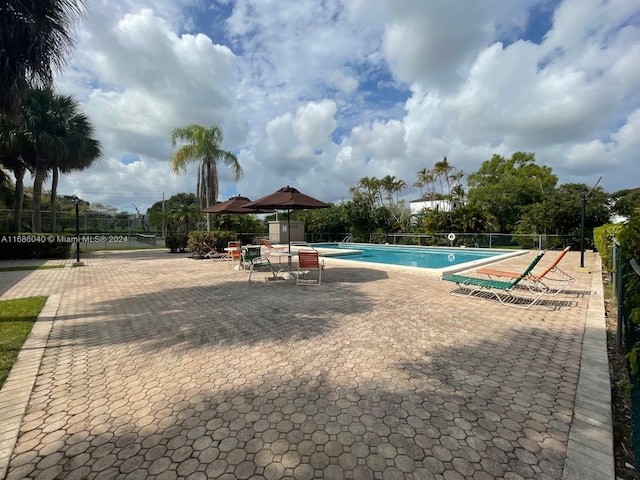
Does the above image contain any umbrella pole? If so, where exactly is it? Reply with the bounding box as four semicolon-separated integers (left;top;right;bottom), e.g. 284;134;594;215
287;210;291;253
287;209;292;274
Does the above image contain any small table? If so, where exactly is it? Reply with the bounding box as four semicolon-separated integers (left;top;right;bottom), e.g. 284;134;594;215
272;251;299;279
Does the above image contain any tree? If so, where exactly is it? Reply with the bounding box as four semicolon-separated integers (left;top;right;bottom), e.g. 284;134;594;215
610;189;640;218
379;175;409;228
349;176;383;208
0;0;85;116
50;101;101;231
169;203;198;235
466;152;557;233
412;158;465;232
0;114;33;231
169;124;242;231
380;175;406;205
17;88;101;232
147;193;198;236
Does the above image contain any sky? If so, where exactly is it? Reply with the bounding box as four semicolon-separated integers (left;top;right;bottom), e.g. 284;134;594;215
48;0;640;213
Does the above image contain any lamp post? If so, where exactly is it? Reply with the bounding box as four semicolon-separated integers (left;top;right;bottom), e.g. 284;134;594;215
70;196;83;266
577;177;602;271
579;189;587;268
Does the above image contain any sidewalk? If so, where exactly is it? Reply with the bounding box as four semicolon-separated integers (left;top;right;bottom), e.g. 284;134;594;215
0;249;613;479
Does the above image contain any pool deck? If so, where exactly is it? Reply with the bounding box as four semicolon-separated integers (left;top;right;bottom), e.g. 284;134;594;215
0;249;613;479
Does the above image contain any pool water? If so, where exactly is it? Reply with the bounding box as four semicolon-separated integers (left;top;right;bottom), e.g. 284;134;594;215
310;243;511;270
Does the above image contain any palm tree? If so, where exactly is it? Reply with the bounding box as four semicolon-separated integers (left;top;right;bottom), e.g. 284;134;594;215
414;167;435;199
17;88;100;232
169;124;243;231
392;177;407;203
0;115;33;231
1;0;85;116
349;176;383;208
169;203;198;235
50;105;101;231
379;175;397;205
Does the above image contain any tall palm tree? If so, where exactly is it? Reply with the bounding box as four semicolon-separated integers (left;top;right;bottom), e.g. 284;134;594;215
380;175;407;204
169;124;243;231
349;176;383;208
1;0;85;115
0;115;34;231
18;88;100;232
414;167;435;199
50;105;101;231
380;175;397;205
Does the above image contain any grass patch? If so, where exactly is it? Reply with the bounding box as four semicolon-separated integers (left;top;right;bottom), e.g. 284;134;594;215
0;265;64;272
0;296;47;388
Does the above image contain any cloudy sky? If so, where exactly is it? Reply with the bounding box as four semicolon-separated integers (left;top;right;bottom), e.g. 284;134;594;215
51;0;640;213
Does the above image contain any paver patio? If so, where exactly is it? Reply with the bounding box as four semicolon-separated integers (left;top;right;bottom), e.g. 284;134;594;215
0;249;612;479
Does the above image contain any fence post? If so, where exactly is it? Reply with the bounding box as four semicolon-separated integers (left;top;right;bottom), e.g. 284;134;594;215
615;241;623;350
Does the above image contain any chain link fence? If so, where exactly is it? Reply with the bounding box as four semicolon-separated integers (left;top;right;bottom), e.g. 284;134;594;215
3;209;586;253
0;209;160;236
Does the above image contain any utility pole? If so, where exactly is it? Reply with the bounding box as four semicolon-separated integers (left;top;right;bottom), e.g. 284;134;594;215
162;193;166;238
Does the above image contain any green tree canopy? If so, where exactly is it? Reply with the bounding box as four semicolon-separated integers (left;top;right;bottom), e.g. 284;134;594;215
610;189;640;218
147;193;199;236
2;87;101;232
466;152;557;233
1;0;85;115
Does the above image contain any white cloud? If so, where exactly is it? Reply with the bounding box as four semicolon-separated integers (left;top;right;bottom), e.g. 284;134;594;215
35;0;640;214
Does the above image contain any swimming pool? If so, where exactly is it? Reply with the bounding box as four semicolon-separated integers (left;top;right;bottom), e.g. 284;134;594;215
307;243;524;275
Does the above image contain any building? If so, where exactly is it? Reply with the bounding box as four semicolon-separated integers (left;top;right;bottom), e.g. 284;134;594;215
409;196;463;216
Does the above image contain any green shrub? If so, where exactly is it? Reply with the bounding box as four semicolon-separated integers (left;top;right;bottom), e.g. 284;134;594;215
165;235;188;253
0;234;73;259
186;231;236;257
593;224;623;272
619;213;640;378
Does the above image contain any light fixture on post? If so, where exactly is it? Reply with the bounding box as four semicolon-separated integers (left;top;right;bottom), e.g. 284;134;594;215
577;176;602;272
70;196;83;267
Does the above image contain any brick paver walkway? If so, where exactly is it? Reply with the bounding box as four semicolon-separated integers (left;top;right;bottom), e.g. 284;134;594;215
0;249;612;479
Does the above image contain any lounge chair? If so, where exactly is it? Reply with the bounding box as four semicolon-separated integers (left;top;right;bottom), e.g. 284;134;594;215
476;247;573;296
203;246;228;260
260;239;286;254
441;251;547;309
296;249;324;286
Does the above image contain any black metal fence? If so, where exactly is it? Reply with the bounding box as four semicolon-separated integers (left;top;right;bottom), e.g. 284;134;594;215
613;241;640;470
0;209;158;236
303;232;580;250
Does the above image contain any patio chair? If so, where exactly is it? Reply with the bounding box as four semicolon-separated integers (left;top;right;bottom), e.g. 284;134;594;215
296;249;324;286
476;247;573;296
247;255;277;282
441;251;547;309
227;241;242;268
240;246;262;271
